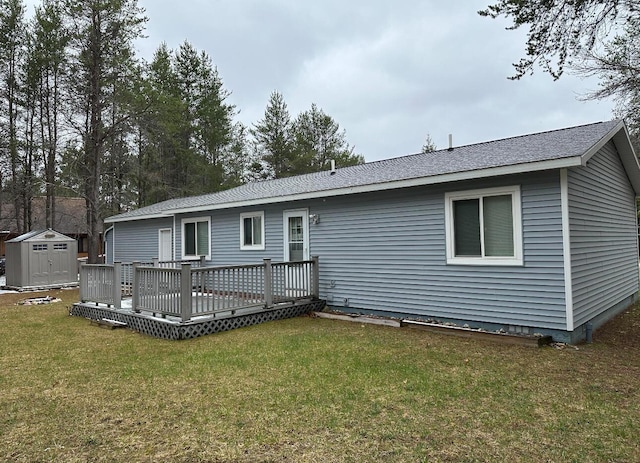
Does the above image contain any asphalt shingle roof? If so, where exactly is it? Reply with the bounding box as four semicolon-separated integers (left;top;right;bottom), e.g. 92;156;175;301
107;120;622;222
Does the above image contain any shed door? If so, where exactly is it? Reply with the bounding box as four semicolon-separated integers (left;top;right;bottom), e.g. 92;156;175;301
30;243;51;286
29;242;72;286
49;243;72;284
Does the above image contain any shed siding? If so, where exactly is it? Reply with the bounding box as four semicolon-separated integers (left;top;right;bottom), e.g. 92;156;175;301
568;141;639;327
308;171;567;329
111;218;173;263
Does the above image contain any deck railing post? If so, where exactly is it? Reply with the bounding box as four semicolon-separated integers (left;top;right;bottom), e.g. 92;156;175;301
311;255;319;299
132;261;140;313
181;263;192;322
200;255;206;267
79;263;87;302
153;257;159;267
113;262;122;309
263;258;273;306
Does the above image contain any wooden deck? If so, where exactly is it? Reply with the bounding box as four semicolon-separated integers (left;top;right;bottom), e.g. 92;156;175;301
71;258;325;339
71;298;325;340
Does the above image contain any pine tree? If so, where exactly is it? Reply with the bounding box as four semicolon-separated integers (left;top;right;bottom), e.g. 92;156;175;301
0;0;26;231
63;0;147;263
292;103;363;174
251;91;295;178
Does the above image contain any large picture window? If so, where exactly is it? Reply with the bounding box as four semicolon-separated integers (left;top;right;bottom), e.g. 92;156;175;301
182;217;210;259
240;211;265;250
445;186;523;266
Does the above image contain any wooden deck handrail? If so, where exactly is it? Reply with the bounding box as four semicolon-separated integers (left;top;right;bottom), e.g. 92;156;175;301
78;257;320;322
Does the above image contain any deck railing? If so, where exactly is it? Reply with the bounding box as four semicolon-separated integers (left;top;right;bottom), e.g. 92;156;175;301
79;263;122;308
79;256;319;322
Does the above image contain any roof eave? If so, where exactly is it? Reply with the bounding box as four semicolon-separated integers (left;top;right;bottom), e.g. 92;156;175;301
167;156;584;215
105;212;172;224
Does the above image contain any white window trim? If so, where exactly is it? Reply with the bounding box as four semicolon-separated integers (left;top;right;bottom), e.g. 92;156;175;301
444;185;523;266
240;211;265;251
181;216;211;260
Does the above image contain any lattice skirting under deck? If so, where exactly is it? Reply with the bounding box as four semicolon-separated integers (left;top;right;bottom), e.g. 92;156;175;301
70;300;326;340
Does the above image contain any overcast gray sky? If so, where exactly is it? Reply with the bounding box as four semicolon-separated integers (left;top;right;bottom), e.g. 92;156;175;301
34;0;617;162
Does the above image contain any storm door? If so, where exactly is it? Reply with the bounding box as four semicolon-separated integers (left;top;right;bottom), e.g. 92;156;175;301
283;209;309;262
282;210;310;298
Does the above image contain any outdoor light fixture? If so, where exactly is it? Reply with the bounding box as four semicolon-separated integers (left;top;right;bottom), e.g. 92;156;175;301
309;214;320;224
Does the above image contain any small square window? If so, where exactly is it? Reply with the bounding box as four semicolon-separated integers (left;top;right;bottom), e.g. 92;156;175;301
240;212;265;250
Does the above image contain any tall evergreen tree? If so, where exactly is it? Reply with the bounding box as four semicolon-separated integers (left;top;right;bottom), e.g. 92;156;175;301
29;0;68;228
174;40;235;194
63;0;147;263
251;90;295;178
292;103;363;174
0;0;26;231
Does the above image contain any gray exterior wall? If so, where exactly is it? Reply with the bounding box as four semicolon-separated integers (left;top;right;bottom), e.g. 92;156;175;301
308;171;567;330
568;141;639;328
167;171;568;330
110;217;173;263
109;171;570;331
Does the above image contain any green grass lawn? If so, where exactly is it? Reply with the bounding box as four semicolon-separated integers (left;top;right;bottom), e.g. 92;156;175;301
1;289;639;462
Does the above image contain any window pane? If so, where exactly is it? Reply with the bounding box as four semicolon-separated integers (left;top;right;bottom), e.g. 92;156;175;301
289;242;303;261
484;195;514;256
185;222;196;255
253;216;262;245
289;217;302;242
196;221;209;256
243;217;253;245
454;199;481;256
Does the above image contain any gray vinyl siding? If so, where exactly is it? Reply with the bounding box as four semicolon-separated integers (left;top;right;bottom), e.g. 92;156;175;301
113;172;568;330
111;217;173;263
175;205;287;264
310;171;568;329
568;141;639;328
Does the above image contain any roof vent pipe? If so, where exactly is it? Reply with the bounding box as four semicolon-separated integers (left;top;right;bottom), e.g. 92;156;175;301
448;134;454;151
330;159;336;175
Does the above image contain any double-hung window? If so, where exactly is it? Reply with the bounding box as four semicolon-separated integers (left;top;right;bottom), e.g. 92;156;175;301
182;217;210;259
240;211;265;250
444;186;523;265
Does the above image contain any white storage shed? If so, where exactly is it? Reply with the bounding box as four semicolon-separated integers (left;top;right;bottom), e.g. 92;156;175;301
5;229;78;289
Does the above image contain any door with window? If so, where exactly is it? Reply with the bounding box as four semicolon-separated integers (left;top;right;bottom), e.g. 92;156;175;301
282;210;310;298
283;209;309;262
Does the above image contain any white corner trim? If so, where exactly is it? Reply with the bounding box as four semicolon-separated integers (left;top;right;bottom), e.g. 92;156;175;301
560;169;574;331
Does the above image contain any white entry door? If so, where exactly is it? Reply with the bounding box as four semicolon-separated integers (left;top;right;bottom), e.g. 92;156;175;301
158;228;172;261
283;209;309;262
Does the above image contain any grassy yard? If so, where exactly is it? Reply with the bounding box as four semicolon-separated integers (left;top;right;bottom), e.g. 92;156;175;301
0;290;639;462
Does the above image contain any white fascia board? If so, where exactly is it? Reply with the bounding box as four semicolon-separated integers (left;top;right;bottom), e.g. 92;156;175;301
168;156;584;215
580;119;624;165
105;212;172;224
613;127;640;194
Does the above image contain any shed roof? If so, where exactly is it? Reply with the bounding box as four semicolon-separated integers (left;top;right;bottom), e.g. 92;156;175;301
6;229;75;243
106;119;640;223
